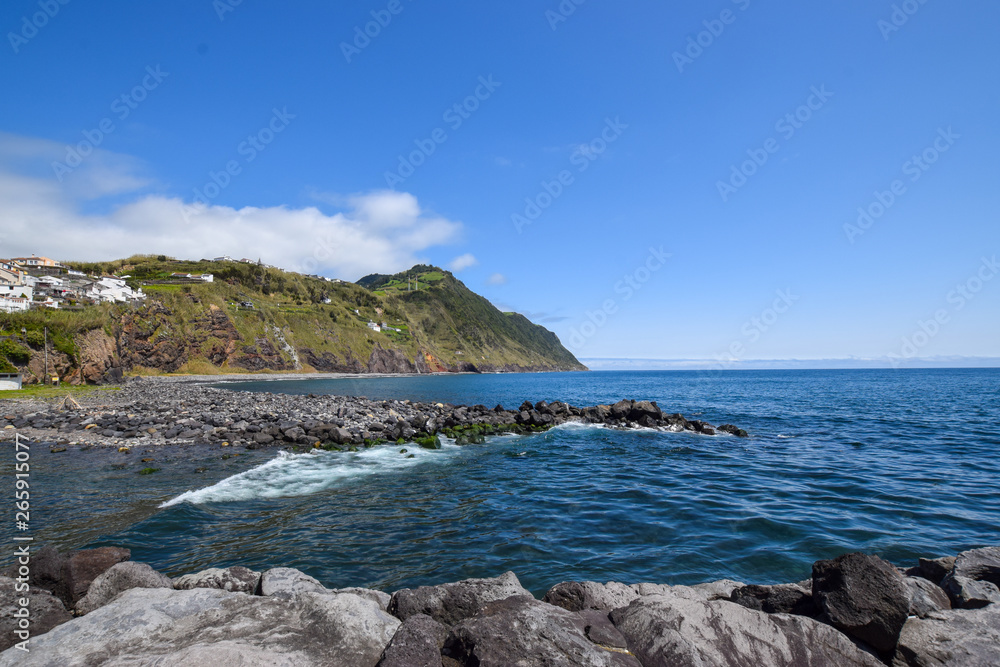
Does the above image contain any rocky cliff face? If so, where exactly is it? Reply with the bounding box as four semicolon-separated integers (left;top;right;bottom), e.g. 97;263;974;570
10;295;580;384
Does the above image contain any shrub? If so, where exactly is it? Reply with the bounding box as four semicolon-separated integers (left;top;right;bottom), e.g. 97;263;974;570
25;330;44;348
0;339;31;364
0;357;16;373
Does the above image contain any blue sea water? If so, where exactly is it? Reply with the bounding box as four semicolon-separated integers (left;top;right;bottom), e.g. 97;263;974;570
6;369;1000;596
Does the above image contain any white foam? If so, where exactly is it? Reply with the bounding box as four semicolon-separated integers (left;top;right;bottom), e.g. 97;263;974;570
551;421;607;431
160;445;456;507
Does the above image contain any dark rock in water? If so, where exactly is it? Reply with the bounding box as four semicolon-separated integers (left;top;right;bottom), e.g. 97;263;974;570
63;547;132;606
940;574;1000;609
0;587;400;667
718;424;750;438
610;399;633;420
0;577;72;652
905;555;956;585
542;580;638;612
376;613;448;667
173;566;262;594
902;576;951;618
628;400;662;422
388;571;530;626
442;595;640;667
730;583;815;616
610;590;881;666
950;546;1000;587
811;552;910;653
893;604;1000;667
75;562;173;615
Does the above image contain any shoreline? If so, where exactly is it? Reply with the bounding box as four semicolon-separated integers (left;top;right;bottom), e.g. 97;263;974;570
2;544;996;665
0;376;748;450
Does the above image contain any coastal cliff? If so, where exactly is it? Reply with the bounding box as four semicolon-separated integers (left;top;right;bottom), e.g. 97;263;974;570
0;258;586;384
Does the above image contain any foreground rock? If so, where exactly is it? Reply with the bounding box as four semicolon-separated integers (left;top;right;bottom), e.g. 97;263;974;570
388;571;531;626
2;545;997;666
75;562;173;615
893;604;1000;666
443;595;640;666
0;587;400;667
812;552;910;653
611;590;881;666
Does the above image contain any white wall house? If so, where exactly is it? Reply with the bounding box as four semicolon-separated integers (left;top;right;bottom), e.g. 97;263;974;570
88;277;145;303
0;284;33;300
0;296;30;313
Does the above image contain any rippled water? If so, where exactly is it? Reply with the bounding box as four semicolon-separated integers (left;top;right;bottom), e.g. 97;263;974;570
5;369;999;596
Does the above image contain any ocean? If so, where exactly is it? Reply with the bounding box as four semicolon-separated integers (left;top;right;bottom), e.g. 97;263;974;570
10;369;1000;596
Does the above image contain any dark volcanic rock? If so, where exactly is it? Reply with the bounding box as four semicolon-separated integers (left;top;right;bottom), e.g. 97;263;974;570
940;574;1000;609
0;577;72;652
388;571;529;626
376;613;449;667
811;552;910;653
610;591;881;667
730;583;815;616
442;595;640;667
62;546;132;606
543;580;639;612
903;576;951;618
906;556;956;585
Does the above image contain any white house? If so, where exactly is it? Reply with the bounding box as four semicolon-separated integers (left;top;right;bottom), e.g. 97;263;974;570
366;321;381;332
213;256;234;262
198;274;214;283
88;277;145;303
0;296;30;313
0;283;32;300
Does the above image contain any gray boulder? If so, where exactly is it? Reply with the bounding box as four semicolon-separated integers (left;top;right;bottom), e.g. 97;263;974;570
335;587;391;611
543;580;639;612
0;577;72;652
630;579;743;602
903;577;951;618
610;591;881;666
376;613;448;667
173;566;261;593
950;546;1000;586
442;595;640;666
0;587;400;667
75;562;173;615
812;552;910;653
940;574;1000;609
388;571;530;625
893;604;1000;666
260;567;328;598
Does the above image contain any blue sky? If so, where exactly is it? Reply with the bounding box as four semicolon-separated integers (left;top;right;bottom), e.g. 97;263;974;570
1;0;998;366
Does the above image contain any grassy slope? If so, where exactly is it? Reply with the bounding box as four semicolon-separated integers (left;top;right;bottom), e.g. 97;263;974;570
0;256;585;376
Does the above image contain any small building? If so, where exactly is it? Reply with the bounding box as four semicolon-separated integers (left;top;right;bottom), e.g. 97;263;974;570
11;255;61;268
197;274;214;283
0;373;22;391
366;321;381;332
213;256;234;263
0;296;30;313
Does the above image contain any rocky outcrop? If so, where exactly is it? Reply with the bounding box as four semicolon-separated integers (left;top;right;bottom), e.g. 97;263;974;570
812;552;910;653
0;382;750;451
0;577;72;652
75;562;173;615
0;587;400;667
388;571;530;626
893;604;1000;666
2;546;997;666
443;595;640;666
172;565;261;593
611;590;881;667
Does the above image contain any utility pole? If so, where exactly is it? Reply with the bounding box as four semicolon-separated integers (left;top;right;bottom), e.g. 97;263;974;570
43;326;49;384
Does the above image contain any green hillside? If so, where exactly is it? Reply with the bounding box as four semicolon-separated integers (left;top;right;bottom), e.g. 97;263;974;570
0;255;585;383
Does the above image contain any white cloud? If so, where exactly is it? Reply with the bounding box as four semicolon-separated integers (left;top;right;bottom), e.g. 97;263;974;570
487;272;507;285
448;253;478;272
0;133;462;280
